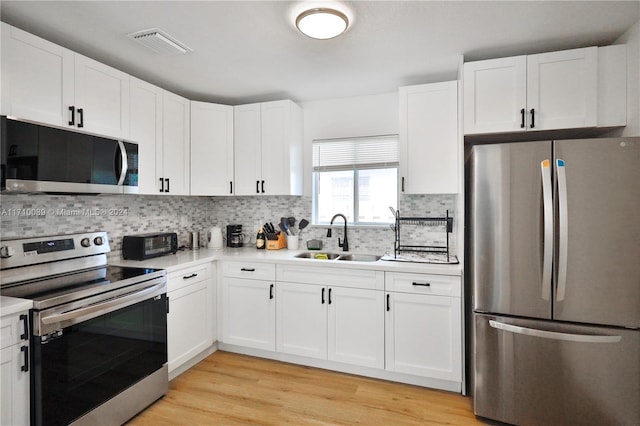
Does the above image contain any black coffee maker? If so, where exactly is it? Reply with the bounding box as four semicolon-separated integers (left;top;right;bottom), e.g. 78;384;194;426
226;224;243;247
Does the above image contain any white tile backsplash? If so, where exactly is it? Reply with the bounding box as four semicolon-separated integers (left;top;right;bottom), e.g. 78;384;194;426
0;193;457;256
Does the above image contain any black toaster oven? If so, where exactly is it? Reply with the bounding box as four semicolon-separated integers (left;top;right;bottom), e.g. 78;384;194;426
122;232;178;260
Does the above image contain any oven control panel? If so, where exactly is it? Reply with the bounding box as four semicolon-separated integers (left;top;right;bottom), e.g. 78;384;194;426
0;232;110;269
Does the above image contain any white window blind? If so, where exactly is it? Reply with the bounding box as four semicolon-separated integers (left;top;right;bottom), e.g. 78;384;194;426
312;135;399;172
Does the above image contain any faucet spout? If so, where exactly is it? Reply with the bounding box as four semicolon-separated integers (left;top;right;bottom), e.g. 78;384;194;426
329;213;349;252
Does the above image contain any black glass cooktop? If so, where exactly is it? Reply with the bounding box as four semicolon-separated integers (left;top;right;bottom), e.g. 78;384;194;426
1;265;165;308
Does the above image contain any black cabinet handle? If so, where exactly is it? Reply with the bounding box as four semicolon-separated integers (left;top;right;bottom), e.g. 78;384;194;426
166;296;170;314
412;282;431;287
520;108;525;128
230;181;233;194
183;273;198;280
261;180;265;194
68;106;75;126
21;346;29;372
77;108;84;128
321;288;325;304
256;180;260;194
401;177;405;192
386;294;390;312
269;284;274;300
530;109;535;128
240;268;255;272
165;178;170;193
328;288;332;304
159;178;165;193
19;314;28;341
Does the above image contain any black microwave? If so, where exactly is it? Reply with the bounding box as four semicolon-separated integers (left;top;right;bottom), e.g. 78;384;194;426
122;233;178;260
1;116;138;194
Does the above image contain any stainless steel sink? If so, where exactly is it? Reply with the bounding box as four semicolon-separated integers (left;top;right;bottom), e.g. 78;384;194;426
294;252;340;260
337;254;382;262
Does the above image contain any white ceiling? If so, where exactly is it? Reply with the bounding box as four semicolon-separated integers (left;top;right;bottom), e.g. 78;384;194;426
1;1;638;105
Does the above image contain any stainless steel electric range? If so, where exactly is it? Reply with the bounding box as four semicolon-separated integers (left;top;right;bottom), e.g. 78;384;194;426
0;232;168;426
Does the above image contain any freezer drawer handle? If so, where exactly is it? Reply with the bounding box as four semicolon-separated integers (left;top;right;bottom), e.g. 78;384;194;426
488;320;621;343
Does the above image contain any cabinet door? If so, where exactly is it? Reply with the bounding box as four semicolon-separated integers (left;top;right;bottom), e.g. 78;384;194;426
222;278;275;351
161;91;190;195
1;22;74;127
399;82;459;194
130;77;163;194
260;100;303;195
190;101;234;196
167;280;210;372
463;56;527;134
74;54;130;138
527;47;597;131
385;292;462;382
0;344;29;426
233;103;262;195
328;287;384;369
276;282;327;359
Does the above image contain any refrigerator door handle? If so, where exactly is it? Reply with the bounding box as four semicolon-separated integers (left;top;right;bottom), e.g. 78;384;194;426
540;160;553;301
489;320;622;343
556;159;568;301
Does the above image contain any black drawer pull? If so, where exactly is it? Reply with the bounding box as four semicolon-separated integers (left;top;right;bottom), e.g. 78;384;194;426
21;346;29;372
412;282;431;287
20;314;28;340
240;268;255;272
183;273;198;279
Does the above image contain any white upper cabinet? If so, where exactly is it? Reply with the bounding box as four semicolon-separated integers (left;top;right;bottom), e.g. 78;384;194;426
464;47;598;134
160;91;190;195
1;23;129;139
73;55;130;138
1;22;74;127
190;101;234;196
399;81;459;194
233;100;303;196
130;77;163;195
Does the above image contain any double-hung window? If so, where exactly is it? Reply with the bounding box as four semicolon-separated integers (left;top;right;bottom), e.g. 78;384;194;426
312;135;398;225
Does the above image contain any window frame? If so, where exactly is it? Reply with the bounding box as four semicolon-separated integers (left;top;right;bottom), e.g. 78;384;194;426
311;135;399;226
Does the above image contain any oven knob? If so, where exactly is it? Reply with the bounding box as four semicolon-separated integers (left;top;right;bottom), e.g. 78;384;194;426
0;246;15;258
80;238;91;247
94;236;104;246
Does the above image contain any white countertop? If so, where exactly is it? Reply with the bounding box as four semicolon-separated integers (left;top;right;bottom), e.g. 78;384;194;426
111;246;463;276
1;296;33;317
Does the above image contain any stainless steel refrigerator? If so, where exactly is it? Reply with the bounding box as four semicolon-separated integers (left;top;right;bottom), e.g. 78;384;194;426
469;137;639;425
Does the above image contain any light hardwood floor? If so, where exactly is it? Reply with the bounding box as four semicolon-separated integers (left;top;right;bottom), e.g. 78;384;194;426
128;351;489;425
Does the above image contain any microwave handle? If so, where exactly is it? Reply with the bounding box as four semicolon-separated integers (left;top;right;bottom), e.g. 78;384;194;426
116;141;128;186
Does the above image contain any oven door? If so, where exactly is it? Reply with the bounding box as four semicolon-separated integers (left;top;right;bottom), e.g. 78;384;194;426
31;288;168;426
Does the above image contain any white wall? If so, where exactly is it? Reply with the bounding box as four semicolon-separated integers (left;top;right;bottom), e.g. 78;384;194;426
614;19;640;137
300;92;399;196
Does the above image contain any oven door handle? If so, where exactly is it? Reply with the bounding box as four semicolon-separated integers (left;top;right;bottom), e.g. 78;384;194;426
38;282;166;334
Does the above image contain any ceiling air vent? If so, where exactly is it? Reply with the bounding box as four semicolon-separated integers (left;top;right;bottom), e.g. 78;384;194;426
127;28;192;55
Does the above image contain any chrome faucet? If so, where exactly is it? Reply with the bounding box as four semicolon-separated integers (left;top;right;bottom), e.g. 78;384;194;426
327;213;349;252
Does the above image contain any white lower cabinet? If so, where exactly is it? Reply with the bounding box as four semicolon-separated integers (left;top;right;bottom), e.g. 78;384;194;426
222;262;277;351
275;268;384;369
385;272;462;382
1;311;30;426
167;263;213;373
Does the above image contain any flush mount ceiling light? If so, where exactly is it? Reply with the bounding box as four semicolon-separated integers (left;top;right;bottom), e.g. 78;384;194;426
296;7;349;40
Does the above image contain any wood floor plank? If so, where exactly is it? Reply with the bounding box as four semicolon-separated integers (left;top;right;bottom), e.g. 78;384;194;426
127;351;488;425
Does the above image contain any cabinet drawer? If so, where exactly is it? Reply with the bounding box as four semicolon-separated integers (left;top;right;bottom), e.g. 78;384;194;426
1;312;28;350
385;272;461;297
167;262;212;293
223;261;276;281
277;264;384;290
